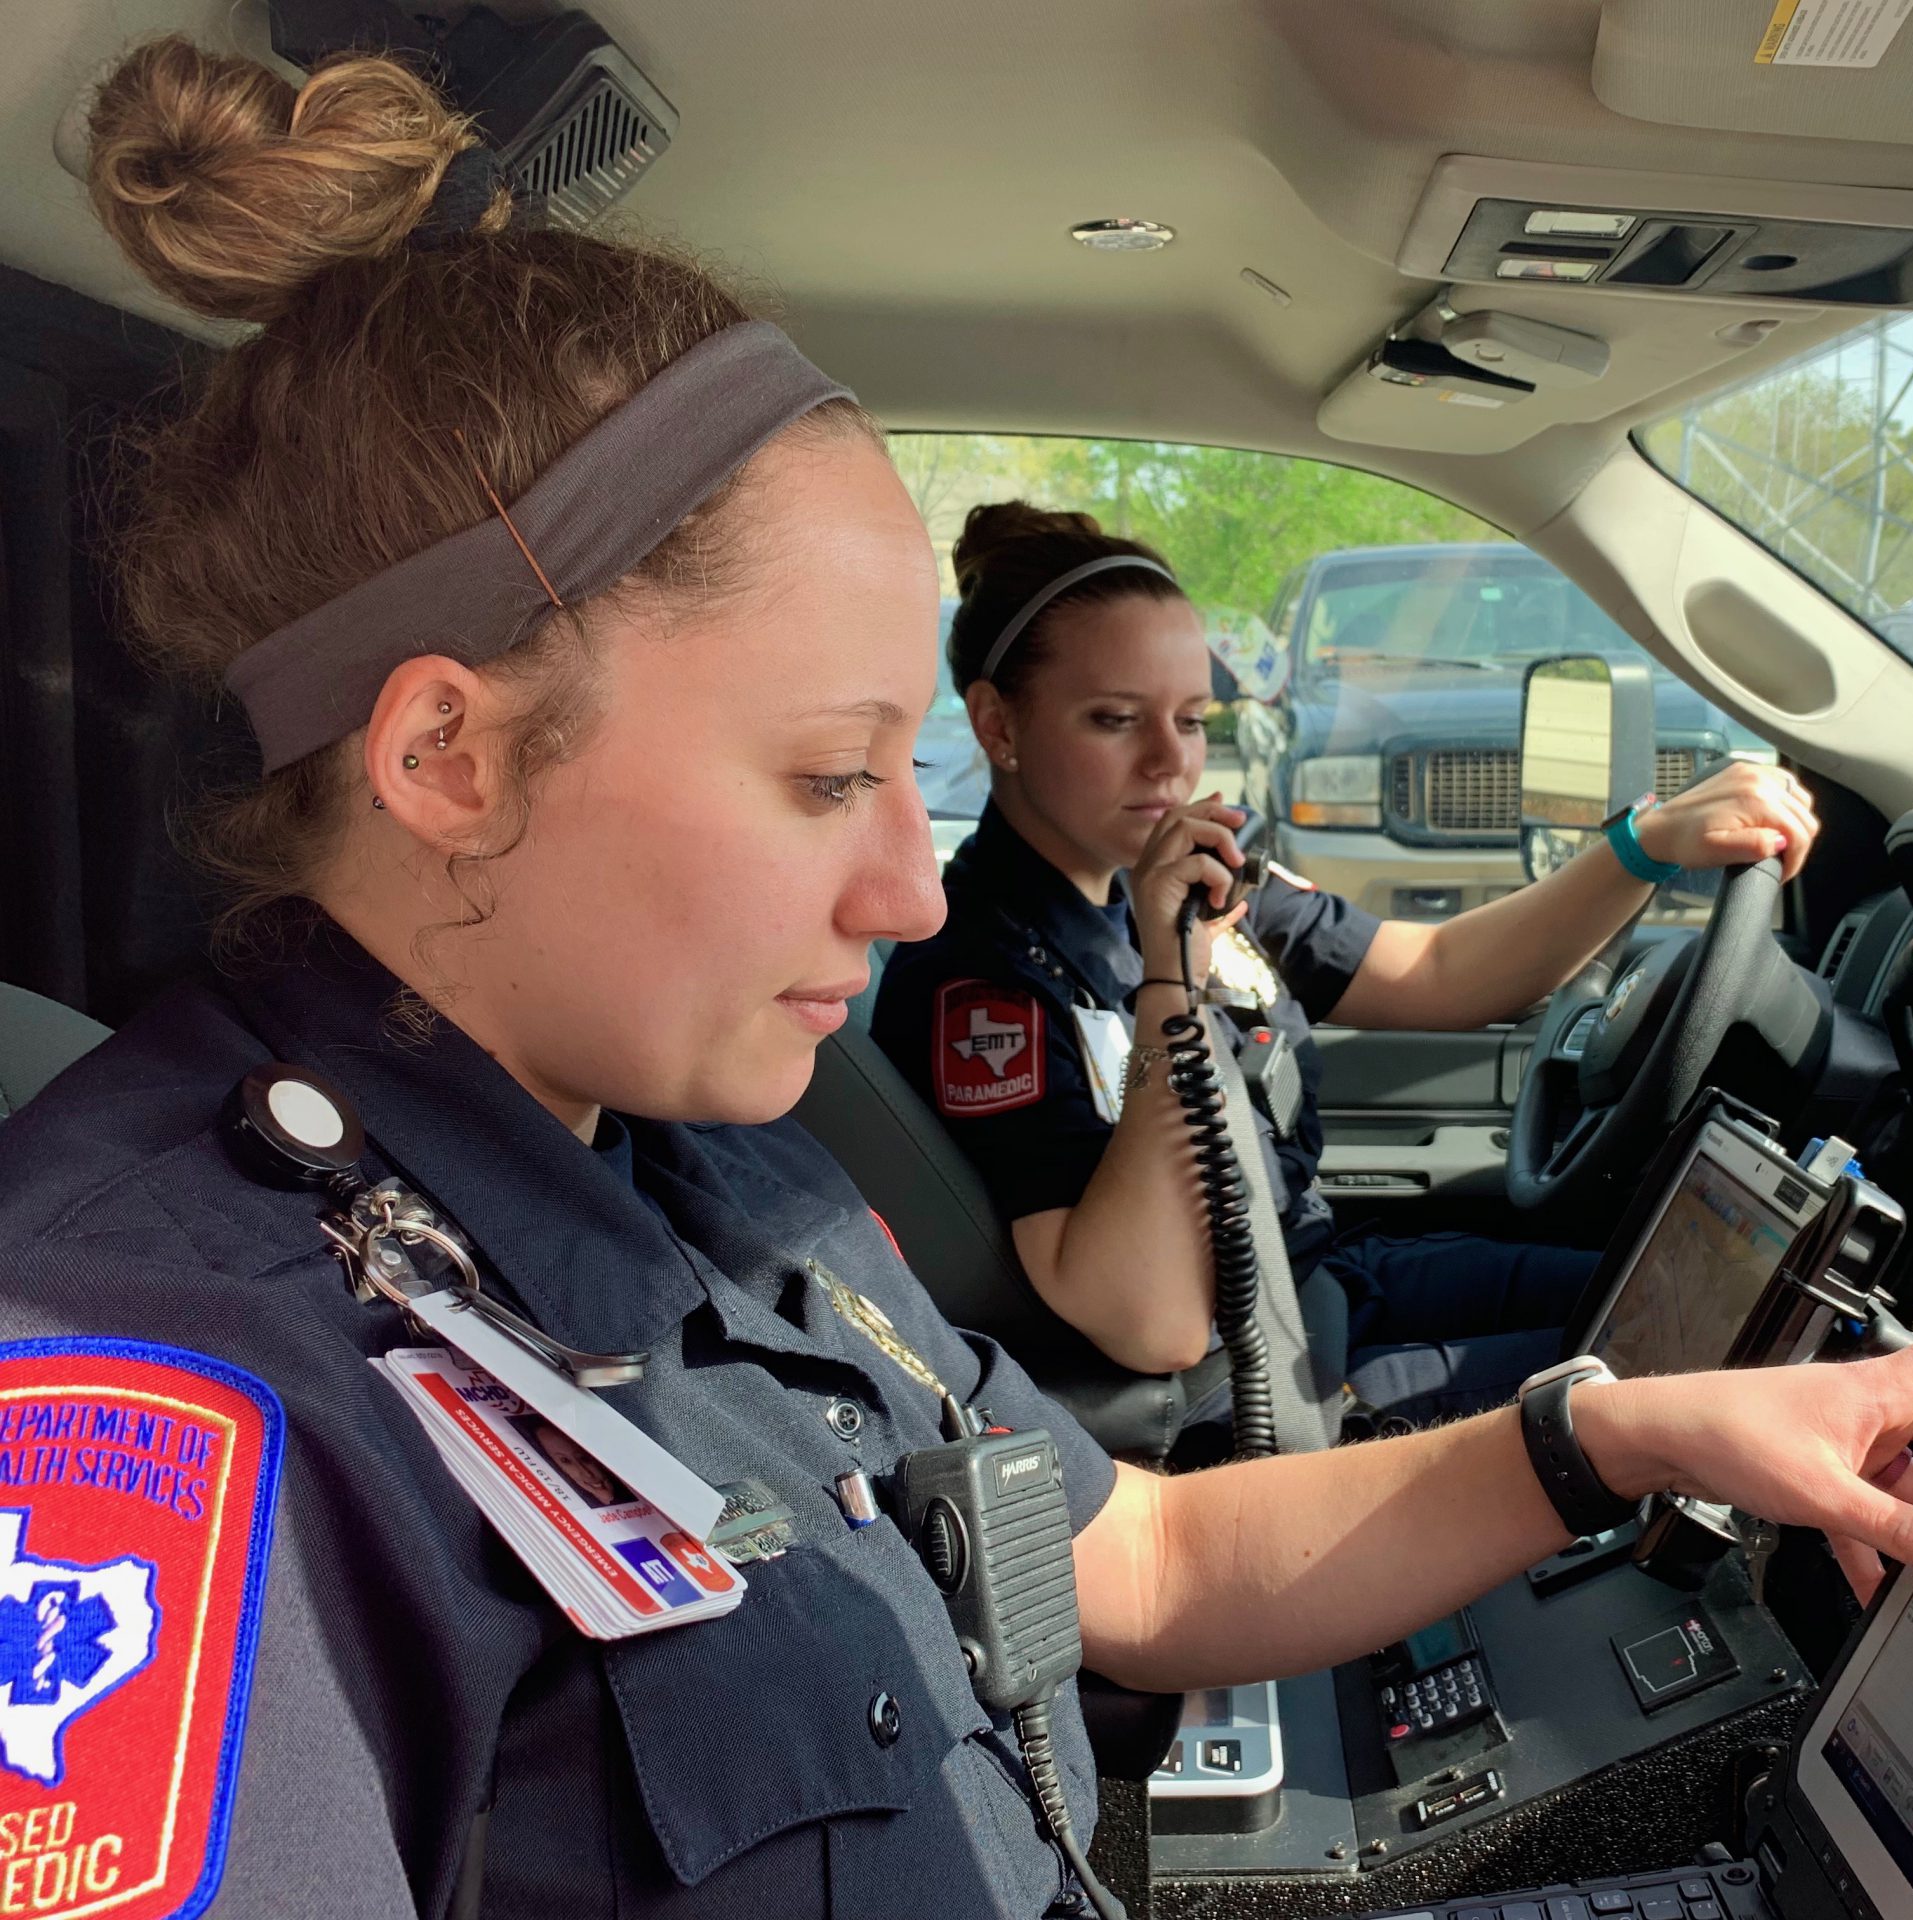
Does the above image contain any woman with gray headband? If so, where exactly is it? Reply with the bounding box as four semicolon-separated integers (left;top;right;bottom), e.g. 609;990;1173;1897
2;36;1909;1920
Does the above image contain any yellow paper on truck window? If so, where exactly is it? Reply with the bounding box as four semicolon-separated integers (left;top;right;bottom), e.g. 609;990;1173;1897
1757;0;1912;67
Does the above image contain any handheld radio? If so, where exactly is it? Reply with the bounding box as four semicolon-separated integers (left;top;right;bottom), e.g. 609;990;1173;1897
1190;809;1268;922
895;1402;1124;1920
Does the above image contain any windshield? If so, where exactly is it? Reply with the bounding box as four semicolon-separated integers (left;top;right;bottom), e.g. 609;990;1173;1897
1638;314;1913;662
1299;552;1646;675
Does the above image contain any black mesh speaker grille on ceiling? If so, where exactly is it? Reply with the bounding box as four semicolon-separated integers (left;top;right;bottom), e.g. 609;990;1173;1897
512;65;668;229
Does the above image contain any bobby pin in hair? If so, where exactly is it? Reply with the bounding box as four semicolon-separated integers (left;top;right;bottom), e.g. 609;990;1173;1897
451;428;565;610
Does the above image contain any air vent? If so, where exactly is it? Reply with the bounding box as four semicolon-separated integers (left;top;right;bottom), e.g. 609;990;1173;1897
512;68;670;228
1819;913;1866;984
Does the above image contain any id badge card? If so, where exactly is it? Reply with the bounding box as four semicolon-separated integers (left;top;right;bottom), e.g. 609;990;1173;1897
404;1287;724;1540
375;1347;743;1639
1072;1005;1133;1125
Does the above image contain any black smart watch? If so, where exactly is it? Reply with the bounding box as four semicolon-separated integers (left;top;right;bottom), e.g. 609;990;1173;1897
1518;1356;1641;1539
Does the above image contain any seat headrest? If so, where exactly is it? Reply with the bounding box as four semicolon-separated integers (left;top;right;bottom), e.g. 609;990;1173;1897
0;983;110;1118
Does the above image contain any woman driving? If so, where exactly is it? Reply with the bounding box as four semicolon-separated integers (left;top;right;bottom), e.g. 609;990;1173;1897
1;38;1904;1920
873;503;1821;1429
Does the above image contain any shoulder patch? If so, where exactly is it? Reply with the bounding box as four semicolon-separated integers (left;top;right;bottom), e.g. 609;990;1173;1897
934;979;1046;1117
0;1339;284;1920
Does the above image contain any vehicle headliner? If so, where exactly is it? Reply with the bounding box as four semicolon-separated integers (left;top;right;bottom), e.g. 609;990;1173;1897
2;5;1907;541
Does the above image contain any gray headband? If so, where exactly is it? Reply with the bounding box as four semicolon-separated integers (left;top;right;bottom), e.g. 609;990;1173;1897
224;320;854;774
979;555;1178;683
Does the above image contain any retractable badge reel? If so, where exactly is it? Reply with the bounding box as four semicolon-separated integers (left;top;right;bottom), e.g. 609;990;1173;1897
223;1065;736;1639
221;1063;648;1389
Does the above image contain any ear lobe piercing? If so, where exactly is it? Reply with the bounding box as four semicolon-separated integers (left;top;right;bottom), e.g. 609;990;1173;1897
372;796;386;811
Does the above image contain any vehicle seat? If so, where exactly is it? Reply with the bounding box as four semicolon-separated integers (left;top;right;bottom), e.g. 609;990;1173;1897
795;948;1229;1460
0;983;110;1118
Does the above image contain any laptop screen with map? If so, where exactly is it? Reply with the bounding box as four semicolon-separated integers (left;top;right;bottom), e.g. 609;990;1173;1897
1589;1119;1822;1379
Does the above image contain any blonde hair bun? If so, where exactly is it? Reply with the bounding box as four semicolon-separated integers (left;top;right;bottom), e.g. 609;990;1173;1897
87;35;505;324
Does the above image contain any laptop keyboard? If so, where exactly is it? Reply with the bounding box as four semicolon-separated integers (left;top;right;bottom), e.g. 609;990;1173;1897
1365;1864;1769;1920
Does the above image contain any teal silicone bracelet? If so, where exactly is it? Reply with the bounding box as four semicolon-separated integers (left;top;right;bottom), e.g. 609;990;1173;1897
1605;806;1681;886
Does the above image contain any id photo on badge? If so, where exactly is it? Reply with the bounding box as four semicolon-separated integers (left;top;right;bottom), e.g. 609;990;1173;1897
510;1413;635;1509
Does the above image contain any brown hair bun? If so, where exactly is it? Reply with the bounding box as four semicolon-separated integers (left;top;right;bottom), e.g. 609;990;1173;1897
947;498;1180;696
87;34;505;325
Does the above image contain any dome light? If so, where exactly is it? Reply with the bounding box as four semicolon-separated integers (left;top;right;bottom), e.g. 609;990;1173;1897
1069;218;1175;252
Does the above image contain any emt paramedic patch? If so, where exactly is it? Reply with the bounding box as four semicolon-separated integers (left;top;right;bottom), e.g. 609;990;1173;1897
934;979;1046;1117
0;1339;284;1920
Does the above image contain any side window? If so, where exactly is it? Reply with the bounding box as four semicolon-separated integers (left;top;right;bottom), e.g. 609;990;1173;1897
888;436;1779;911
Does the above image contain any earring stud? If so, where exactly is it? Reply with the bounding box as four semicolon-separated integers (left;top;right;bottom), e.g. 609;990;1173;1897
403;753;420;770
437;701;452;716
435;727;447;751
372;796;386;811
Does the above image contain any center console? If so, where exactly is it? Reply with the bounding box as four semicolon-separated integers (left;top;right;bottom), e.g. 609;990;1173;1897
1148;1096;1907;1911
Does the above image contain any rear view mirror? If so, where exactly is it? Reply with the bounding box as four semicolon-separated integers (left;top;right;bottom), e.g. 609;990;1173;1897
1519;655;1656;881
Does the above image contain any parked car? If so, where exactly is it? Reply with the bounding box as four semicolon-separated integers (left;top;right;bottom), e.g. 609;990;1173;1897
1234;543;1772;919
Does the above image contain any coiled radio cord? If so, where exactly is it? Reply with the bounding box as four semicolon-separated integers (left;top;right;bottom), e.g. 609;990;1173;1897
1158;900;1277;1459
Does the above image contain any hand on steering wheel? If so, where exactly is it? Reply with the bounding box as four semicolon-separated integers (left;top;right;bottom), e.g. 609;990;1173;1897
1634;761;1821;884
1506;855;1825;1209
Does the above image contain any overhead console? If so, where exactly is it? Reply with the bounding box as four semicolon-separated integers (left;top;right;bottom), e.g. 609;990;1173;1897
1400;156;1913;309
1323;155;1913;450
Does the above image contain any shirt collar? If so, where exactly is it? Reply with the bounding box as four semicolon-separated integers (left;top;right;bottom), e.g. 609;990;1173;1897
227;922;709;1357
947;800;1143;1010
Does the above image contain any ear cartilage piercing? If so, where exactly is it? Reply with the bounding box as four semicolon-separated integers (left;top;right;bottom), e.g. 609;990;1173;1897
437;701;453;715
403;754;420;770
435;728;448;750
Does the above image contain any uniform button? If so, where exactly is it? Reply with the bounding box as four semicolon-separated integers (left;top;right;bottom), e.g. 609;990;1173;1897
826;1397;864;1440
868;1690;901;1747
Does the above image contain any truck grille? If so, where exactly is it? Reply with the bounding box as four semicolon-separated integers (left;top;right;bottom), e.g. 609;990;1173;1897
1386;743;1703;839
1388;749;1521;836
1654;748;1696;799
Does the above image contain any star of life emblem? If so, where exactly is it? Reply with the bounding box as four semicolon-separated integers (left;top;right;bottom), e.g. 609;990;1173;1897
0;1511;158;1787
0;1339;284;1920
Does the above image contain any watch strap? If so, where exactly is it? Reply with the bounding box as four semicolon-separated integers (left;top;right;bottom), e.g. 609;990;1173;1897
1520;1371;1641;1539
1604;802;1681;887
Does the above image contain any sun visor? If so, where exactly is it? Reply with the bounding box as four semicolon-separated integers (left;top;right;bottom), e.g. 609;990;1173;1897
1317;356;1547;454
1318;298;1609;453
1594;0;1913;147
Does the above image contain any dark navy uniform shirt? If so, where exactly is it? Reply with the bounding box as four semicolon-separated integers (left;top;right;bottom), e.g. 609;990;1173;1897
872;803;1380;1277
0;926;1115;1919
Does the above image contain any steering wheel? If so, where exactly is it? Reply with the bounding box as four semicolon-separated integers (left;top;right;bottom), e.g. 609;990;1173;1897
1507;858;1823;1210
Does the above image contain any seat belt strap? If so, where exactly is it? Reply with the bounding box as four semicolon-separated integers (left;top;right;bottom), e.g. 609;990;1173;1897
1207;1013;1339;1453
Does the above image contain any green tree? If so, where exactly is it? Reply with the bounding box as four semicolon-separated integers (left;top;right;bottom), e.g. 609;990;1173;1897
893;433;1506;614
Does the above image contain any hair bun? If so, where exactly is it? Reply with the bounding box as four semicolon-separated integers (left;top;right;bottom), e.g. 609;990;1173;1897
952;500;1109;594
87;35;502;325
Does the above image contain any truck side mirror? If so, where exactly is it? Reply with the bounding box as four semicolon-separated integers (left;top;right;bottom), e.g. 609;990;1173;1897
1518;655;1657;883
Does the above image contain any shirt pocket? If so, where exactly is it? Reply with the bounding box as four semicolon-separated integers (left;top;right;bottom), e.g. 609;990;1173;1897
602;1517;999;1898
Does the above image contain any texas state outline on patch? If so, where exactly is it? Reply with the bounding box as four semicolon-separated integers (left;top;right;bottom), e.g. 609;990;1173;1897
0;1508;160;1787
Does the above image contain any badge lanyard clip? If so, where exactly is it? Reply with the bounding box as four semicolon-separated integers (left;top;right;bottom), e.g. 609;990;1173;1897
221;1061;649;1389
323;1185;649;1389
